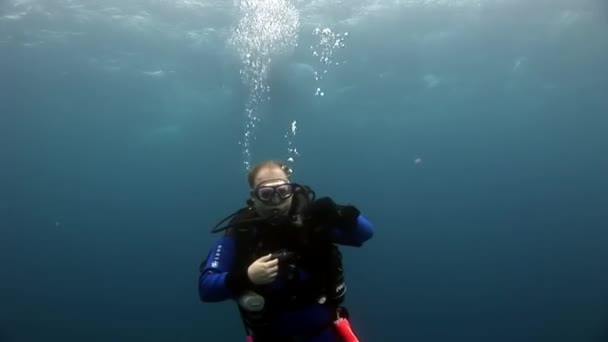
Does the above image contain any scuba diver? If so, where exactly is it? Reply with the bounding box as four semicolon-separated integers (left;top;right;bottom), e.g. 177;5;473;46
198;160;374;342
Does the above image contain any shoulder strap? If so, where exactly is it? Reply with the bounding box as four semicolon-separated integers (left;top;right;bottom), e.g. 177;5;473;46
210;207;249;234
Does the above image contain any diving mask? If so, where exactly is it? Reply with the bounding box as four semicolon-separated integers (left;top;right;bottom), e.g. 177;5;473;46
253;182;295;203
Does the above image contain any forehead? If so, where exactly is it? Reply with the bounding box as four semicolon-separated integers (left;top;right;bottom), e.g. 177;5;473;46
253;167;288;187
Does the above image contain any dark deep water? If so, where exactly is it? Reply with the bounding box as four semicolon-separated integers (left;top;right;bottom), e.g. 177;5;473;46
1;0;607;341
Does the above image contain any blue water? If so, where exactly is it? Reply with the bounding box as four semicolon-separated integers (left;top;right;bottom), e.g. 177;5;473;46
1;0;607;341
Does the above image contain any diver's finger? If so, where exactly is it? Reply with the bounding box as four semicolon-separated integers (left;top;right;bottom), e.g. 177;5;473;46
267;264;279;274
258;253;273;262
265;258;279;267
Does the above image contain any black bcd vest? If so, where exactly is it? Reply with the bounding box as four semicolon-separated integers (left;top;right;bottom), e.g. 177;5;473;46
224;186;346;312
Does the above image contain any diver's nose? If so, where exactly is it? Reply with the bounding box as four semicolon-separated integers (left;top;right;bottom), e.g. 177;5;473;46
270;193;282;204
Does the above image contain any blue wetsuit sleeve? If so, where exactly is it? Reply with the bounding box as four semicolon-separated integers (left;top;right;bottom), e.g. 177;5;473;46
327;214;374;247
198;235;253;302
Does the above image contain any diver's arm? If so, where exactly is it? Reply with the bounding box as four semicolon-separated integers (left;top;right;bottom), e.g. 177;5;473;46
328;213;374;247
198;235;254;302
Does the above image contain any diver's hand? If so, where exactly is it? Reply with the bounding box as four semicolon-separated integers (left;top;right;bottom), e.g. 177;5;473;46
247;254;279;285
307;197;360;230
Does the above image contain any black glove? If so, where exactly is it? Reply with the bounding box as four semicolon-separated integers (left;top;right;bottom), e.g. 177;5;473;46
306;197;360;230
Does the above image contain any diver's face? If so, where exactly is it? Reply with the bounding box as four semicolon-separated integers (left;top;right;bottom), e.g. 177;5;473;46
251;167;293;219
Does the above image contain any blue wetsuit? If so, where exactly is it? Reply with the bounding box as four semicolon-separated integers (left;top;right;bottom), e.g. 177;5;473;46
199;214;374;341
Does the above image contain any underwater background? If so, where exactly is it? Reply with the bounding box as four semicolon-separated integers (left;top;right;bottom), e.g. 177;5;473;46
1;0;607;341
